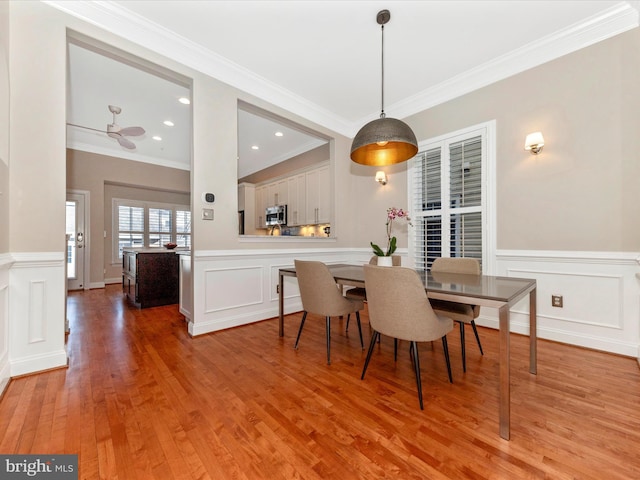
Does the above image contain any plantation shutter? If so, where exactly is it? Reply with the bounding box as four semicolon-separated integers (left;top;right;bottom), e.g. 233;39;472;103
176;209;191;248
113;200;191;262
149;207;172;247
118;205;144;257
410;132;484;271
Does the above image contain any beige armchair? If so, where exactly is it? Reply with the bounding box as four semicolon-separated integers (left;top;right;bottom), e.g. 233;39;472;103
429;257;483;372
294;260;364;364
361;265;454;409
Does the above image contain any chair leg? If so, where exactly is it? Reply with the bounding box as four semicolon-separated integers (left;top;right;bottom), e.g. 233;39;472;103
394;338;398;361
460;321;466;373
346;314;350;332
294;311;308;349
471;320;484;355
410;341;424;410
442;336;453;384
355;311;364;350
326;316;331;365
361;331;379;379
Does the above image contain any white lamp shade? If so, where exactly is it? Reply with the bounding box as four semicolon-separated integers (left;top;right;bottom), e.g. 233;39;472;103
524;132;545;151
375;171;388;185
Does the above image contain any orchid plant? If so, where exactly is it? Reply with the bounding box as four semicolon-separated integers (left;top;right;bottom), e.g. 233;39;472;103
371;207;412;256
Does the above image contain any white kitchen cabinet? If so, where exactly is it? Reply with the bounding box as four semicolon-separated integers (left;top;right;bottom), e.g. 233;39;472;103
287;174;306;226
255;185;267;229
266;179;288;207
305;165;330;225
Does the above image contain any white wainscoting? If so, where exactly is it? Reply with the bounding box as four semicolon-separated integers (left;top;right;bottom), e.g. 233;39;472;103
0;254;11;396
178;253;192;320
491;250;640;358
9;252;68;376
183;247;640;360
188;248;370;337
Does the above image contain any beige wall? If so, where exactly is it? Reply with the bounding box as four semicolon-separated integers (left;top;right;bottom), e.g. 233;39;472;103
67;149;190;285
405;28;640;252
6;1;359;267
9;2;67;253
8;1;640;267
0;1;7;254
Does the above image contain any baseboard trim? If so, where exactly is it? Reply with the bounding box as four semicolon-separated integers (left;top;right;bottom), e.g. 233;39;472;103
10;350;69;377
476;315;637;358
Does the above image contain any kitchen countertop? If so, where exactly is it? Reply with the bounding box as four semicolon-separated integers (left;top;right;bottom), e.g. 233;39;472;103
122;247;189;254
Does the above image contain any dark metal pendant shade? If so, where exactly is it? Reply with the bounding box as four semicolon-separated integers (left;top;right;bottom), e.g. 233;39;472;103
350;117;418;166
350;9;418;166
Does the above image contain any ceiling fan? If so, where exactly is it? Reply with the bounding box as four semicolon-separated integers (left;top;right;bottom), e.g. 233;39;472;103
68;105;145;150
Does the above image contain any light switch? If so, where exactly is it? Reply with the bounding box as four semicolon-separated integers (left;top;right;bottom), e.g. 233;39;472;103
202;208;214;220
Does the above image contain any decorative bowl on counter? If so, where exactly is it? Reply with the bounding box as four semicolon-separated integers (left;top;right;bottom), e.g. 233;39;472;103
164;242;178;249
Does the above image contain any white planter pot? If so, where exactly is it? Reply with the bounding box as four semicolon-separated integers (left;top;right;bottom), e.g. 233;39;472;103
377;256;393;267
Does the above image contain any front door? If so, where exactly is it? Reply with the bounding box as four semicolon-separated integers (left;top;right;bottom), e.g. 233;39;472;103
66;193;86;290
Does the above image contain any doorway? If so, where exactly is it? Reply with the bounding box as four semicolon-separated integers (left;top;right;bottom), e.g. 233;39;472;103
66;191;89;291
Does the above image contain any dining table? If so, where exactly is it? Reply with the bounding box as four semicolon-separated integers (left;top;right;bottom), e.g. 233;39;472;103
278;263;537;440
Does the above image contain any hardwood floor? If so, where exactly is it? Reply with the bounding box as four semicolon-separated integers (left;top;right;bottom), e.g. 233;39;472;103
1;284;639;479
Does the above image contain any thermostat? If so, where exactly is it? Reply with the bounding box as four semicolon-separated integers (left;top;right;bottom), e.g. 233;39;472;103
202;192;215;204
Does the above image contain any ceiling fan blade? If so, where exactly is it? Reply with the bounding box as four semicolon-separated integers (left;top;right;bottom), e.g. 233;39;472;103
117;136;136;149
119;126;145;137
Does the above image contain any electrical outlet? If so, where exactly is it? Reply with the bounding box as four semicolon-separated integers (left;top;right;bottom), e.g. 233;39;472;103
552;295;563;308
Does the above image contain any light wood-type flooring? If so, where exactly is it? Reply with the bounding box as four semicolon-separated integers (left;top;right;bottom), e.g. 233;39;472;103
1;284;639;479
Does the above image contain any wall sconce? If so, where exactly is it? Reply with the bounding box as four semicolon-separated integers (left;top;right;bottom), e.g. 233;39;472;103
375;171;388;185
524;132;545;154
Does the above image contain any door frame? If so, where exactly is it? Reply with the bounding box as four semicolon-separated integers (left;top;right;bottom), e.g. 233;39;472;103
66;189;91;291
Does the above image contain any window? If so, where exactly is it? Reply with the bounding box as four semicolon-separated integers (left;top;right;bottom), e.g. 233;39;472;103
113;199;191;262
409;121;495;272
175;209;192;248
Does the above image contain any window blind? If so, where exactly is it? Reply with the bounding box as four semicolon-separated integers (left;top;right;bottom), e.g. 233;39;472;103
176;210;191;248
411;132;484;271
113;200;191;262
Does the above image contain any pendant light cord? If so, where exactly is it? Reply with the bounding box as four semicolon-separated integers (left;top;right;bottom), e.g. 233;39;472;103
380;23;386;119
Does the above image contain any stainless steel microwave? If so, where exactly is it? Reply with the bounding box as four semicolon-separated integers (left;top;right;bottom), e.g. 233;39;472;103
265;205;287;226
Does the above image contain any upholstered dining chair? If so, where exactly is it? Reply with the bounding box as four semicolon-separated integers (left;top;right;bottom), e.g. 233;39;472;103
344;255;401;331
361;265;454;409
429;257;483;372
294;260;364;365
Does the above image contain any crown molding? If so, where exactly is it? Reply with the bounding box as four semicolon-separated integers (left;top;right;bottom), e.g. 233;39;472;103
45;1;639;138
67;140;190;171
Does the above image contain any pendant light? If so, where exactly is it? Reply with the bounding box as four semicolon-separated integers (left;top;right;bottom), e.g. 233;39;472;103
350;9;418;166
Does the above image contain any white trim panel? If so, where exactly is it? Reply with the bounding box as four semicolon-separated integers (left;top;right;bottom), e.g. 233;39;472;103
0;259;10;396
188;248;368;337
487;250;640;358
204;265;264;314
9;252;68;376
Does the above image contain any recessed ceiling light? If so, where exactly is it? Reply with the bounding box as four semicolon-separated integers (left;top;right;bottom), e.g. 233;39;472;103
251;145;259;150
152;135;162;141
178;97;190;105
163;120;174;127
275;131;283;137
